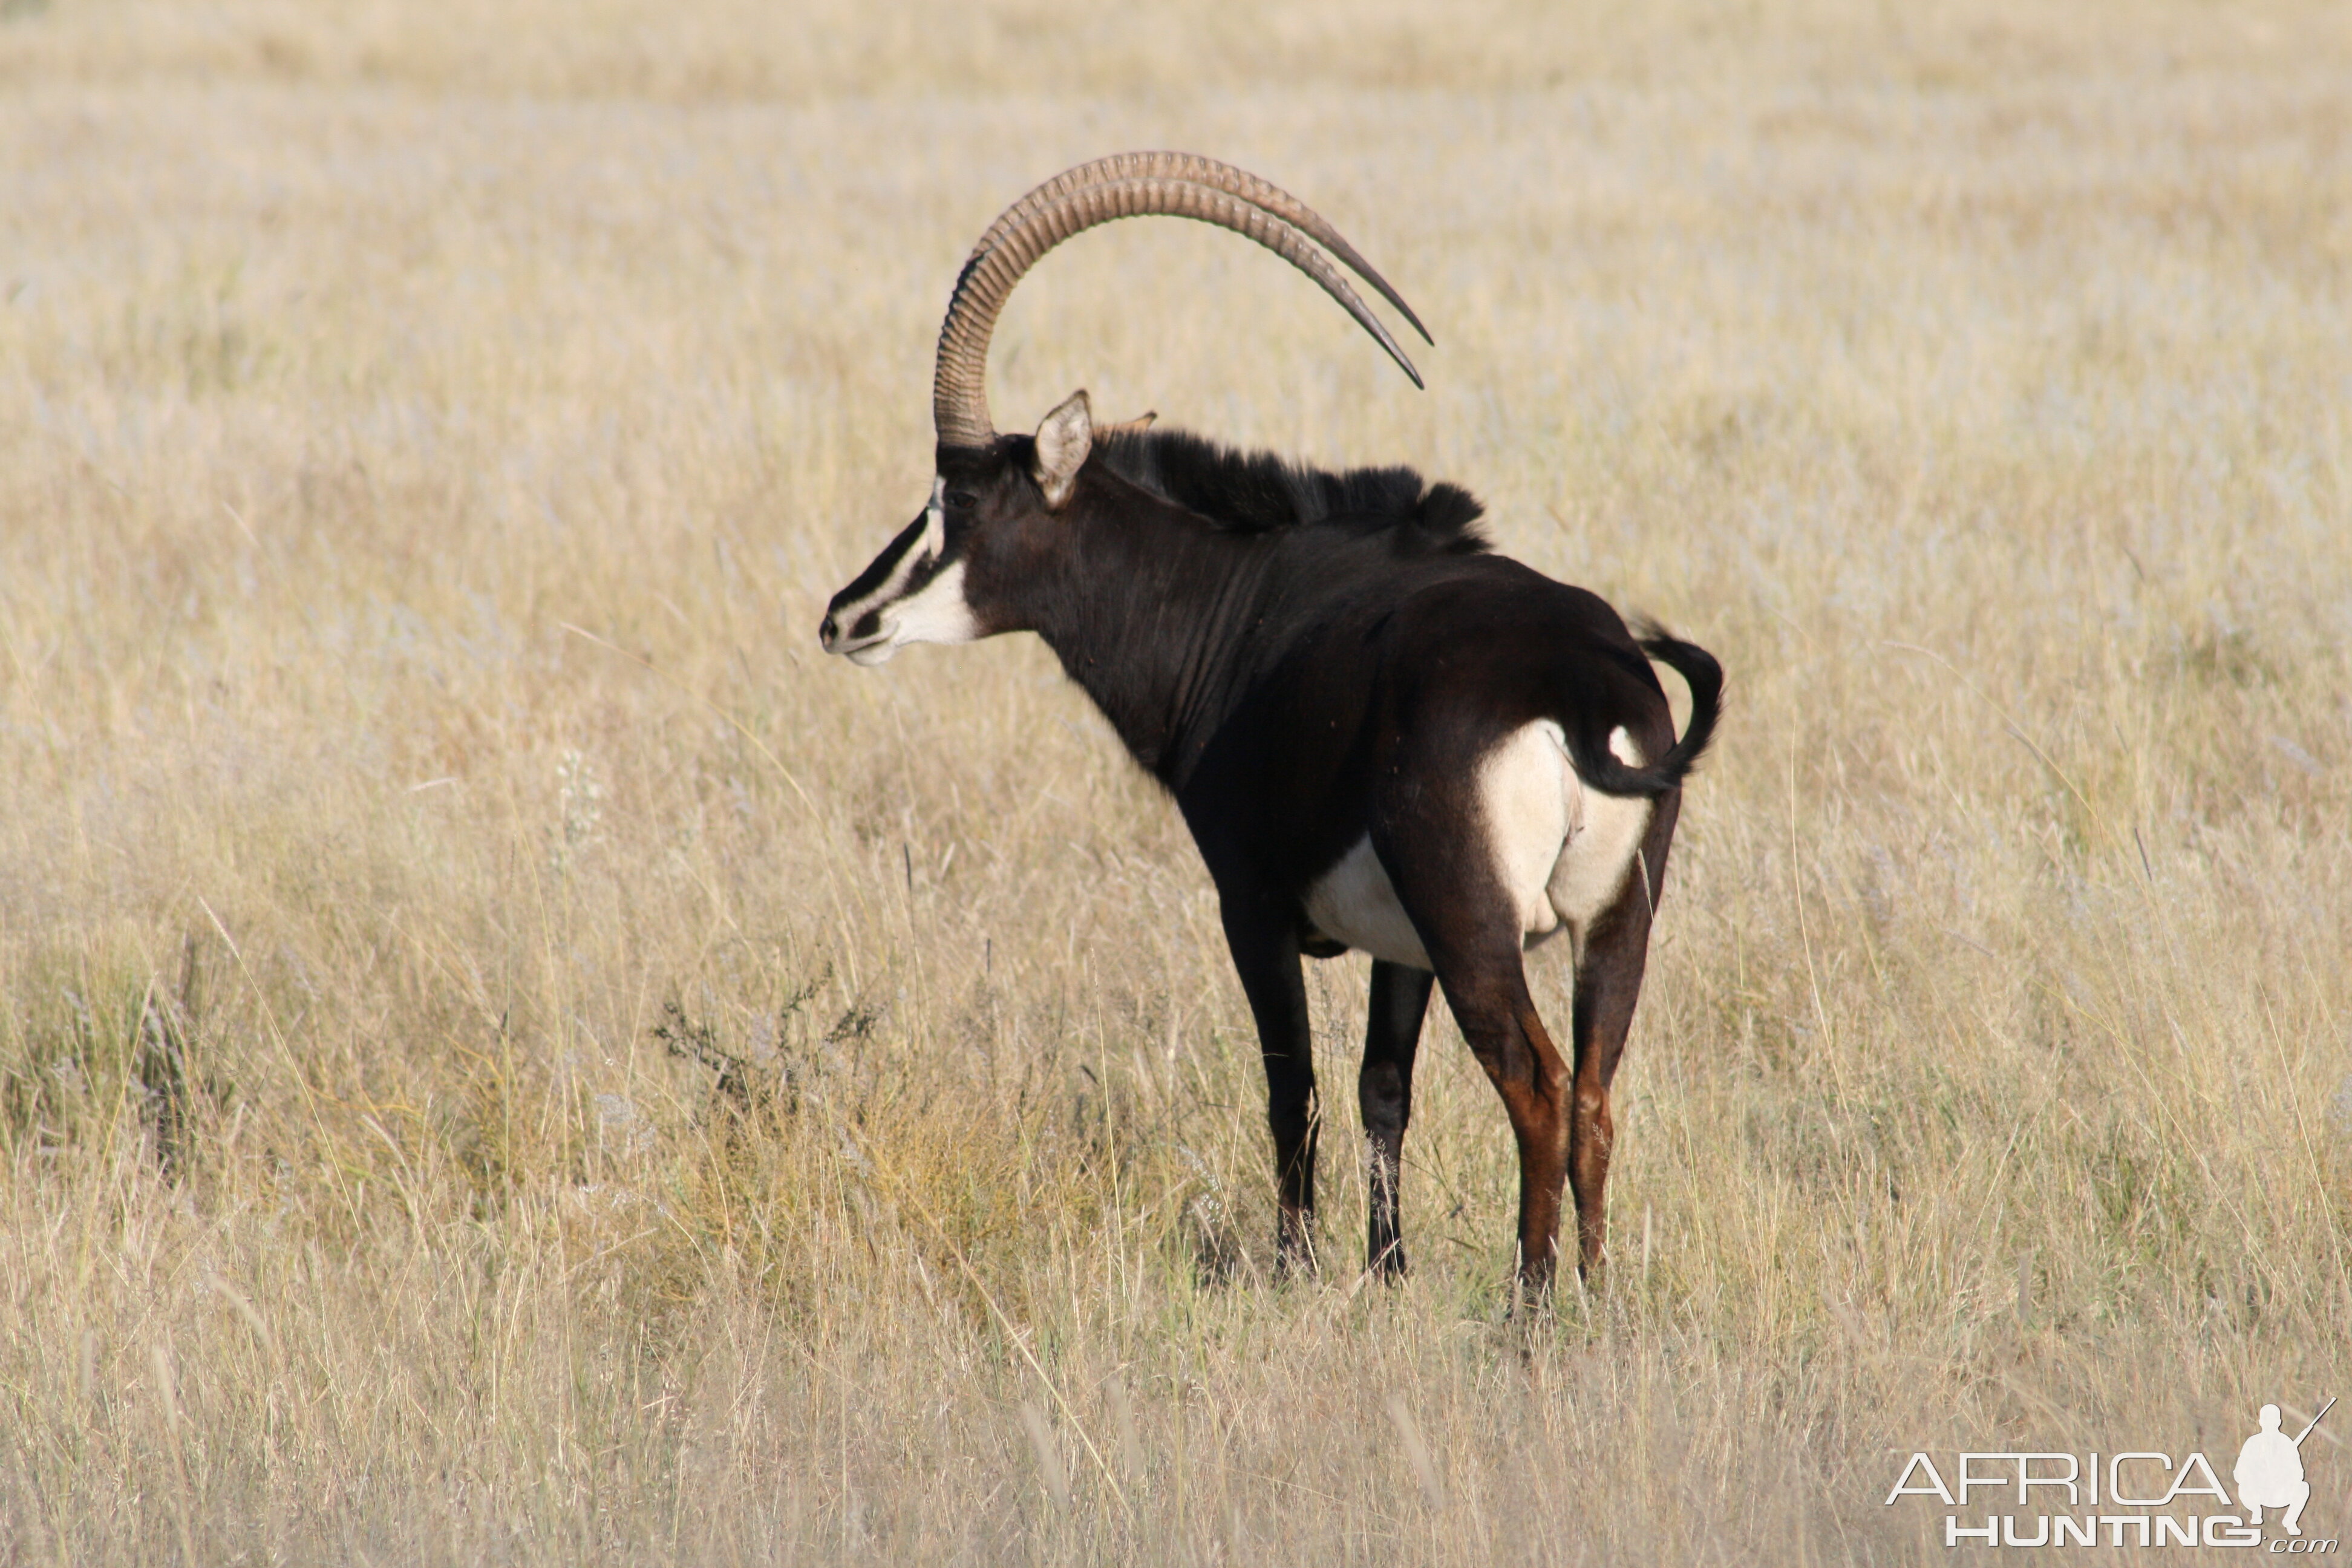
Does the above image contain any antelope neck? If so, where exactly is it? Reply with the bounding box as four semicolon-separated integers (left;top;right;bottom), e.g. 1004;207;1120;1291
1015;487;1286;788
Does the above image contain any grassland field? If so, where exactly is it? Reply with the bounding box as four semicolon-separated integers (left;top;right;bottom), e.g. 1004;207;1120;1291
2;1;2350;1561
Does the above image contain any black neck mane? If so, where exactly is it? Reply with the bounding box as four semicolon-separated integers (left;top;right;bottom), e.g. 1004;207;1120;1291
1094;426;1490;556
1015;426;1493;785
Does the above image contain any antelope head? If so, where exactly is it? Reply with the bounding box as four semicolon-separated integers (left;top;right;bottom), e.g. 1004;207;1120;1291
817;151;1429;667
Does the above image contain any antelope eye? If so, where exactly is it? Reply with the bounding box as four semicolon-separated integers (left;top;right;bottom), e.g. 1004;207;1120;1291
945;490;979;511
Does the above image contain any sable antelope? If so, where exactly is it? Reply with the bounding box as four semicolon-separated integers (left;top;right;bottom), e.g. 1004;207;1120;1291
820;153;1721;1289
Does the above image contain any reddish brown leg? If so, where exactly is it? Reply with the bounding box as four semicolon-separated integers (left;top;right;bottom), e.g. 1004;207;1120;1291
1503;999;1575;1292
1374;829;1575;1292
1428;954;1573;1294
1566;1037;1615;1274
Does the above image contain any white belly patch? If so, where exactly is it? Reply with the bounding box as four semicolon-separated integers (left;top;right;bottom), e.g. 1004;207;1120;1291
1303;836;1433;969
1301;722;1653;972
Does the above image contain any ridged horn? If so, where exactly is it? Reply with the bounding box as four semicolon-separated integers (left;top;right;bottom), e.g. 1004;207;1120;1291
967;152;1432;347
933;166;1426;451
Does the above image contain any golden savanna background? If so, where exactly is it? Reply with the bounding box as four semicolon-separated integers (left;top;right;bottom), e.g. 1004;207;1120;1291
4;0;2349;1560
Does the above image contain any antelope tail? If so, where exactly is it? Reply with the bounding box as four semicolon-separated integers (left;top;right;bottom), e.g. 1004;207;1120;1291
1565;624;1724;800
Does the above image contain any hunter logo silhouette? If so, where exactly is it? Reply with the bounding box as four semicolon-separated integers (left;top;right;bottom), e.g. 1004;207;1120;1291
2236;1397;2334;1537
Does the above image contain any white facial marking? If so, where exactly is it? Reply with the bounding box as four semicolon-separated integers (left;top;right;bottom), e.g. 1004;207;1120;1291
837;481;944;624
834;477;981;664
878;558;981;652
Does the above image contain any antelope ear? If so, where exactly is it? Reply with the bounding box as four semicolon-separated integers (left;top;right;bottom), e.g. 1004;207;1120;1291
1099;410;1157;438
1031;390;1093;509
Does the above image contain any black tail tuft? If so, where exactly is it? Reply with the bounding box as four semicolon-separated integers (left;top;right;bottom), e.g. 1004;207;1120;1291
1565;621;1725;799
1633;619;1723;783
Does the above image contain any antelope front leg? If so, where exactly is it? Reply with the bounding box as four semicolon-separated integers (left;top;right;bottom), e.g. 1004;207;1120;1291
1217;890;1319;1275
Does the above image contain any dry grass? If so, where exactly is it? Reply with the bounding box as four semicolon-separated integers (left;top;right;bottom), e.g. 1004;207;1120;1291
4;1;2351;1561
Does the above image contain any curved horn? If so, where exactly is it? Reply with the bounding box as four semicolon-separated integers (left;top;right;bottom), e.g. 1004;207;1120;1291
968;152;1432;347
934;171;1426;451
